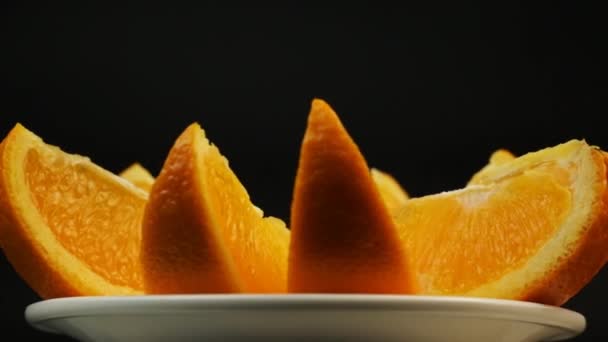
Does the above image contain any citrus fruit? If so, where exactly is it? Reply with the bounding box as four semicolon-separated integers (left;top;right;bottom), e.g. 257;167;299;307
0;124;147;298
119;163;155;192
288;99;416;294
394;140;608;305
141;123;289;293
371;168;409;212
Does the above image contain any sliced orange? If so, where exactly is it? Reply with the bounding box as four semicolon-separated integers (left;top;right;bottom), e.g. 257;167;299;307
394;140;608;305
468;149;516;185
288;99;416;294
141;123;289;293
0;124;147;298
119;163;155;192
371;168;409;212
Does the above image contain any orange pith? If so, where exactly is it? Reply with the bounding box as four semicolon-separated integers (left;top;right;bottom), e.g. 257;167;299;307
0;124;147;298
394;140;608;305
119;163;155;192
288;99;415;294
371;168;409;212
141;123;289;294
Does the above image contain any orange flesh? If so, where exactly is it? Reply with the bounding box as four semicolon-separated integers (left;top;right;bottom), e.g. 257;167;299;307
141;123;289;293
141;131;239;293
398;170;570;293
24;149;145;289
289;99;415;293
200;137;289;292
0;124;147;297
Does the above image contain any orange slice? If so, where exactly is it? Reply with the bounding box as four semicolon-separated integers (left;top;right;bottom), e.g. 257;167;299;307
0;124;147;298
469;149;516;185
371;168;409;212
119;163;155;192
288;99;416;294
141;123;289;293
394;140;608;305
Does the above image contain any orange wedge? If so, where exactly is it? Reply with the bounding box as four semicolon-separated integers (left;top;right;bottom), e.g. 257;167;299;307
288;99;416;294
371;168;409;212
141;123;290;293
468;149;516;185
119;163;155;192
394;140;608;305
0;124;147;298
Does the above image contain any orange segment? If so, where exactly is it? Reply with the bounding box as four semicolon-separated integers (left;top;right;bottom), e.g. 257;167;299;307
371;168;409;212
394;140;608;305
119;163;155;192
288;99;416;294
141;123;289;293
469;149;516;185
0;124;147;298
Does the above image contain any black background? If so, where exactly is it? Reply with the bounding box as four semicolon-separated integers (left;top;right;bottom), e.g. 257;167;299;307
1;3;607;341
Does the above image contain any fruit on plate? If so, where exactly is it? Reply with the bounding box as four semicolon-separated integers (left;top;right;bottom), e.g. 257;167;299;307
140;123;290;293
394;140;608;305
0;124;147;298
1;100;607;307
288;99;416;294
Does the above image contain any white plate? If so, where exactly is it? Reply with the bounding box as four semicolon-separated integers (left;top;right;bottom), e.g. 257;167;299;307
25;294;585;342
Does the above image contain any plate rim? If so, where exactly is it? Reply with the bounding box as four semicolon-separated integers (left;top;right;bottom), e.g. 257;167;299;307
25;294;586;336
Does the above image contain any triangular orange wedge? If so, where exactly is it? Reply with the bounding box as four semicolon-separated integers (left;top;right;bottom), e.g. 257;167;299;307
288;99;416;293
141;123;290;293
394;140;608;305
371;168;409;212
119;163;155;192
0;124;147;298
